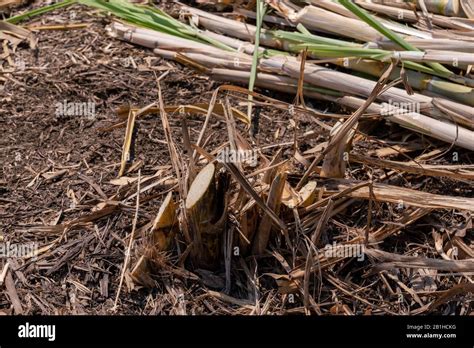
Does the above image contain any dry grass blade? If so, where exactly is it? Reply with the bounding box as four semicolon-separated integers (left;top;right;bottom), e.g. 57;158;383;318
118;103;156;177
223;162;287;233
114;170;141;310
252;171;286;255
322;178;474;212
299;60;396;188
429;283;474;311
350;153;474;181
366;249;474;272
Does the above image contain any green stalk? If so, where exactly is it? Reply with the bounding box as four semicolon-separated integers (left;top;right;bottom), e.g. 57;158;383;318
289;43;471;81
78;0;234;51
290;43;386;58
274;26;473;85
273;26;461;81
248;0;267;122
6;0;75;24
273;26;361;47
338;0;454;78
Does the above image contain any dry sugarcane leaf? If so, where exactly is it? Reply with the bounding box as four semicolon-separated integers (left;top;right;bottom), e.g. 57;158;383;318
41;169;68;182
320;120;356;178
321;178;474;212
0;0;22;10
410;268;438;292
118;109;137;177
4;270;23;315
238;201;259;255
252;172;287;255
429;283;474;311
299;60;397;187
329;303;352;315
294;148;310;168
369;142;425;157
223;161;287;232
0;21;34;44
350;153;474;181
264;273;299;294
262;149;283;185
366;248;474;272
115;103;249;125
109;176;139;186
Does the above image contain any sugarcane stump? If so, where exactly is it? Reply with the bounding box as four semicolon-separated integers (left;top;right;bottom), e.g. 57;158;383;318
252;172;286;255
151;191;177;251
186;163;227;269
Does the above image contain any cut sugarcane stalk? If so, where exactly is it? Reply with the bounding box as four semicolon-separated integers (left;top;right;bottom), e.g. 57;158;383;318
130;255;155;287
109;21;474;150
289;5;384;42
321;178;474;211
150;191;177;251
130;255;155;288
252;172;286;255
330;58;474;110
355;1;474;30
369;0;465;17
208;69;474;150
330;95;474;151
259;56;474;123
297;45;474;67
311;0;433;39
180;5;294;50
113;20;474;126
176;8;474;88
377;37;474;53
238;202;259;255
461;0;474;18
320;120;356;178
130;192;177;287
298;181;318;208
265;4;474;52
338;0;455;80
186;163;228;269
162;48;474;149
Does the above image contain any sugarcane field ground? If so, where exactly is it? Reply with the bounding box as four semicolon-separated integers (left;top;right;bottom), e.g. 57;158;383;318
1;0;474;316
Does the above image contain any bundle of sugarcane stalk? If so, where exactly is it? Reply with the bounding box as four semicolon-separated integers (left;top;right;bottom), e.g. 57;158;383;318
79;0;474;151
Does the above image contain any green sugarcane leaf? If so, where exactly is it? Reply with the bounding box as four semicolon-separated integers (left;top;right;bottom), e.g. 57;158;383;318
338;0;454;78
7;0;75;24
248;0;267;119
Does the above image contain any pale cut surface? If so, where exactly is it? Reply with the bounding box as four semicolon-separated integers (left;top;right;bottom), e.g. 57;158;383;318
185;163;215;210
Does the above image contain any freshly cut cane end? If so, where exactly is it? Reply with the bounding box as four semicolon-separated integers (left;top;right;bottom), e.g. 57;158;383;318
152;191;176;230
298;181;317;208
185;163;216;210
130;255;154;287
281;181;300;209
